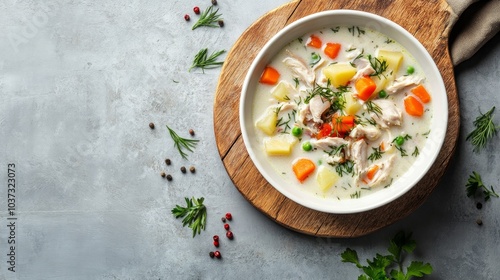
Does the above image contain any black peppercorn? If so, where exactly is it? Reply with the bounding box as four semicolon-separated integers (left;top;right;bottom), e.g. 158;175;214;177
211;0;217;5
209;251;215;258
189;129;195;136
160;171;166;178
149;122;155;129
476;202;483;210
181;166;187;173
218;20;224;27
166;174;173;181
165;158;171;165
476;218;483;226
221;217;226;223
189;166;196;173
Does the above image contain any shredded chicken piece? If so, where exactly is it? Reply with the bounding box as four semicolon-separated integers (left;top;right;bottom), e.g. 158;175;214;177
308;95;330;123
352;58;375;80
370;99;402;129
386;75;423;94
368;155;396;186
296;103;310;125
283;51;315;87
349;139;369;176
349;124;382;141
311;137;348;150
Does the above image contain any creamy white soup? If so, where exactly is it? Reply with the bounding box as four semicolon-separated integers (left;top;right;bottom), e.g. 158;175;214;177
252;25;433;200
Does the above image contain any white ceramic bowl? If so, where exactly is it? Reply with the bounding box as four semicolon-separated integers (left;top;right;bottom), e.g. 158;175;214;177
240;10;448;214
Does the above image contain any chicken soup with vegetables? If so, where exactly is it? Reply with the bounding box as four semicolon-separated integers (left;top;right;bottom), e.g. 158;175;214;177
252;26;433;200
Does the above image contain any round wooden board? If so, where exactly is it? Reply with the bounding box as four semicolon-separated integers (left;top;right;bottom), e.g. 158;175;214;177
214;0;459;238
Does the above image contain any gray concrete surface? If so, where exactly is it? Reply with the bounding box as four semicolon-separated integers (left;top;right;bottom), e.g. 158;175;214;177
0;1;499;279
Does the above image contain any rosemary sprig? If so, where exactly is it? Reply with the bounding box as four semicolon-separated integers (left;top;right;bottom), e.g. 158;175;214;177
466;106;498;153
192;6;223;30
171;197;207;237
466;171;499;201
166;125;199;159
189;48;226;72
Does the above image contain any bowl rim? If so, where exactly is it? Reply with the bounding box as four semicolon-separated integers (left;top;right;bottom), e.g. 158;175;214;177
239;9;448;214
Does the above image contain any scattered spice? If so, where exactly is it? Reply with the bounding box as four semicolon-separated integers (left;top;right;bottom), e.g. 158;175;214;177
189;166;196;173
184;14;190;21
165;158;171;165
181;166;187;173
224;223;230;230
160;171;166;178
193;6;200;14
476;202;483;209
149;122;155;129
211;0;217;5
221;217;226;223
213;240;219;247
166;174;173;181
226;231;233;240
225;212;232;220
189;129;195;136
209;251;215;258
213;235;219;241
218;20;224;27
476;218;483;226
214;251;221;259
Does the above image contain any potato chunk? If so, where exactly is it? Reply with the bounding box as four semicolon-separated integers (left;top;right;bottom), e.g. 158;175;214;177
255;108;278;135
344;91;362;115
316;165;339;191
322;63;357;88
264;134;298;156
271;81;291;102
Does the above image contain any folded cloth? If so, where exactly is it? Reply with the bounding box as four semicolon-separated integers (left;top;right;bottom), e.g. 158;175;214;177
448;0;500;65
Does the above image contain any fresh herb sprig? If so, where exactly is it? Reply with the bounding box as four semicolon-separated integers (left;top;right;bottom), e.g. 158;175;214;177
368;54;389;79
171;197;207;237
368;146;385;161
189;48;226;72
466;171;499;201
192;6;223;30
166;125;199;159
341;231;433;279
466;106;498;153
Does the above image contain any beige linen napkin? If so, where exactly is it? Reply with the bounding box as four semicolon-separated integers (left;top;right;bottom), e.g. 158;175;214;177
448;0;500;65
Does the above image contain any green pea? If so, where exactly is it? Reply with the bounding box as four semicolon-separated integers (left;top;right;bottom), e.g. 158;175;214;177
406;66;415;75
302;141;313;151
291;127;303;137
378;90;387;98
395;136;405;146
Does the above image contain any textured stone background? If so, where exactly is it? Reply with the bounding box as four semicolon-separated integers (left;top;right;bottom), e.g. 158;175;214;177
0;1;499;279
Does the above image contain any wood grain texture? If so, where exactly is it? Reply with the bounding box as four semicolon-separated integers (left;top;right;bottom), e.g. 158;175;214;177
213;0;460;237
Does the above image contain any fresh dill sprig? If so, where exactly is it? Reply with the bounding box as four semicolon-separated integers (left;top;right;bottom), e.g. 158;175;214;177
334;160;355;177
367;54;388;79
466;171;499;201
189;48;226;72
365;101;382;117
171;197;207;237
166;125;199;159
466;106;498;153
368;146;384;161
192;6;223;30
412;146;420;157
348;26;365;37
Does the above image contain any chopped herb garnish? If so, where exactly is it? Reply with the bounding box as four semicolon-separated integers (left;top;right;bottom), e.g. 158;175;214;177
167;125;199;159
171;197;207;237
331;26;340;33
365;101;382;117
367;54;388;78
192;6;223;30
368;146;385;161
293;77;300;88
466;171;499;201
348;26;365;37
325;144;346;157
466;106;498;153
335;160;355;177
412;146;420;157
350;191;361;199
189;48;225;72
384;38;395;44
298;37;304;44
